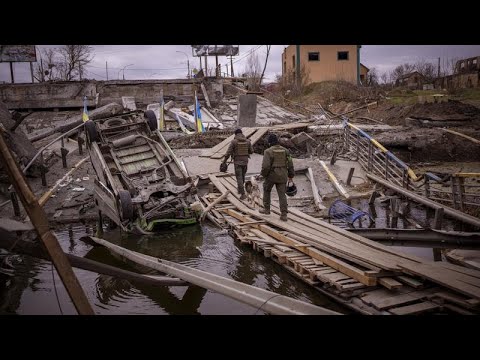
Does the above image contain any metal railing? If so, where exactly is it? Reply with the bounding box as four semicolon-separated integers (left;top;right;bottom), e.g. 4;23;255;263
343;122;480;213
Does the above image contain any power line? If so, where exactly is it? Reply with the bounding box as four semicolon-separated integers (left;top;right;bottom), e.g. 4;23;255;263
233;45;263;64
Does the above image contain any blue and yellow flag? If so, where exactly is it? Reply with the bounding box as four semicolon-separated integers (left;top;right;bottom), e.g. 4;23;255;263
82;95;89;122
194;92;204;133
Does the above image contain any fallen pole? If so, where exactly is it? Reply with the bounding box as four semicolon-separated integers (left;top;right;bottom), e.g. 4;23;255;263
0;232;187;287
88;236;340;315
306;167;325;210
367;173;480;229
0;125;94;315
319;160;350;199
200;189;231;222
331;102;378;119
38;156;89;207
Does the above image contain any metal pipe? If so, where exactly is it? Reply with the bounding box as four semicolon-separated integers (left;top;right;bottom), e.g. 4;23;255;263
367;173;480;229
88;236;340;315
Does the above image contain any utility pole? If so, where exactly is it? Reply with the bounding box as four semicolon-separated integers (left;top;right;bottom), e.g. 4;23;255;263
9;62;14;84
438;57;441;78
230;56;234;77
226;64;229;77
0;128;94;315
106;61;108;80
199;56;202;72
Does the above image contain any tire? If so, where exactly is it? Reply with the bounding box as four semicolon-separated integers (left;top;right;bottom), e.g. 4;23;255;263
144;110;158;131
118;189;133;220
85;120;99;143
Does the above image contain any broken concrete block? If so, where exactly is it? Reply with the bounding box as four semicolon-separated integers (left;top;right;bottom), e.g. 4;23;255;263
237;94;257;127
122;96;137;111
291;132;316;146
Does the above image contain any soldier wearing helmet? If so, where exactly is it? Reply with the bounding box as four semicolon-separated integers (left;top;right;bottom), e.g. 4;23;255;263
259;133;294;221
222;128;253;200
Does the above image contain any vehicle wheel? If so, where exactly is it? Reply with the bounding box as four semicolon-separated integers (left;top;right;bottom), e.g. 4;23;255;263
144;110;158;131
85;121;99;144
118;190;134;220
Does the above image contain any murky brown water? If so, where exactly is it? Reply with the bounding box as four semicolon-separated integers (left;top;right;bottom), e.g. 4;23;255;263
0;224;349;315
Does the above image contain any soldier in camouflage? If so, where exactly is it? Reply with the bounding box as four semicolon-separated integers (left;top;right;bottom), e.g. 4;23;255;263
222;128;254;200
259;133;294;221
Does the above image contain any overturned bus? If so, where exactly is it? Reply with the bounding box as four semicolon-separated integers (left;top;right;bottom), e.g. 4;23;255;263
84;109;199;233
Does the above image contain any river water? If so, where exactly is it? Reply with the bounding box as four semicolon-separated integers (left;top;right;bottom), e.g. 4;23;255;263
0;223;349;315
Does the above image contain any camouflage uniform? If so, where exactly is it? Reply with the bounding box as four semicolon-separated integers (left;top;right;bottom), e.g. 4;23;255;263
223;133;253;195
260;144;294;215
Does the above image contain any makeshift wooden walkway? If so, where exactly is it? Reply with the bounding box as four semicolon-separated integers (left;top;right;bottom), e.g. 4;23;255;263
200;121;313;160
200;174;480;315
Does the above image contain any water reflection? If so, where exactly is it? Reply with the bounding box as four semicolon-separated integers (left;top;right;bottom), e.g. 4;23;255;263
84;225;209;314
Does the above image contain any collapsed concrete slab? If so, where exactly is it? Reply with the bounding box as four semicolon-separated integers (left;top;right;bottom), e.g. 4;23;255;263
0;101;43;184
28;102;124;142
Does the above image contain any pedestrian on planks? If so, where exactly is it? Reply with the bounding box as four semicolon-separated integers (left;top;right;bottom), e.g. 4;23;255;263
222;128;253;200
259;133;294;221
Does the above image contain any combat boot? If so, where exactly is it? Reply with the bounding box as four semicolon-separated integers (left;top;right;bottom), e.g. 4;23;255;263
259;208;270;215
240;193;247;200
280;213;288;221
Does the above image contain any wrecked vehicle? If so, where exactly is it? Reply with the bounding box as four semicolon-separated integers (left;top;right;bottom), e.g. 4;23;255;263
84;109;199;233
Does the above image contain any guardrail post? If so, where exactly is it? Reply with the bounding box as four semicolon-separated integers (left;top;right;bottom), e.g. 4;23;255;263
424;176;430;198
384;156;389;180
458;177;465;211
78;132;84;155
450;176;458;209
432;207;444;261
355;132;360;161
10;190;21;217
367;142;373;172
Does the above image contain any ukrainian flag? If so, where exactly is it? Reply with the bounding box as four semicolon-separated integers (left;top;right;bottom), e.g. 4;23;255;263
82;95;89;122
194;92;204;133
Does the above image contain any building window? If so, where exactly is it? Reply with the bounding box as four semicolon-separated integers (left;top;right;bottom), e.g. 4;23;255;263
308;52;319;61
338;51;349;61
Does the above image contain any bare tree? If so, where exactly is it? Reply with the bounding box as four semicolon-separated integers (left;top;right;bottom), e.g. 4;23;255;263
366;67;379;86
244;51;262;91
33;45;94;82
33;48;59;82
58;45;94;81
380;72;389;85
415;59;436;82
390;63;416;83
259;45;271;87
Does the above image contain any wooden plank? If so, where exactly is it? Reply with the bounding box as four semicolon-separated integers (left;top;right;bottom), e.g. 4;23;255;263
340;282;367;291
439;262;480;280
321;272;351;282
399;263;480;300
443;304;475;315
396;275;424;289
220;176;403;271
209;128;257;159
428;292;480;309
306;167;326;211
246;127;268;147
378;277;404;290
224;208;377;286
221;176;420;269
389;302;440;315
373;288;440;310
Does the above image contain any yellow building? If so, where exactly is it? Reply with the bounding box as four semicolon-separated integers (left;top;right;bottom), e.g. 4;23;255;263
282;45;364;85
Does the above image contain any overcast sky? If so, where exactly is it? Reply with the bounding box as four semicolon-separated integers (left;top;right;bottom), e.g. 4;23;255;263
1;45;480;84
